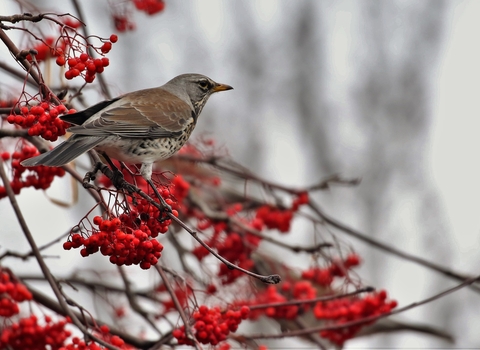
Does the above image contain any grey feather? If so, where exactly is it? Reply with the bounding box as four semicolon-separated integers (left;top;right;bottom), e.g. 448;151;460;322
21;136;104;167
67;118;181;138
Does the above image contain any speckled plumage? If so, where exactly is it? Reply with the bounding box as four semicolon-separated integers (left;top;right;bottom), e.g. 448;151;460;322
21;74;232;179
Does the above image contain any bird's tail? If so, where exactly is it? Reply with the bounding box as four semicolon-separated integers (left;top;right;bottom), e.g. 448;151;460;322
21;135;104;167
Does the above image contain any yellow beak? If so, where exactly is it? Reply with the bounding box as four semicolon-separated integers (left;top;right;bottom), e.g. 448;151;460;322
212;83;233;92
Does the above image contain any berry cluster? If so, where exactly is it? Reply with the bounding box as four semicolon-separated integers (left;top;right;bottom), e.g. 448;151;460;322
26;36;60;62
172;305;250;346
111;0;165;32
6;102;72;141
217;232;256;284
25;17;80;62
192;222;258;285
133;0;166;14
191;193;310;284
301;253;361;287
0;144;66;199
0;315;71;350
61;325;130;350
255;192;308;233
246;285;299;320
24;15;116;84
0;270;32;317
58;35;117;83
113;14;136;32
238;253;396;346
65;172;193;269
64;216;164;270
97;162;190;211
314;290;398;345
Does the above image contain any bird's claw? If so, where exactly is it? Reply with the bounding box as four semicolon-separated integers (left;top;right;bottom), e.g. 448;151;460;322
111;169;136;194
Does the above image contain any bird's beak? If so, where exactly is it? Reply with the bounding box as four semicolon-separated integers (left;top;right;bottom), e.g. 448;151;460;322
212;83;233;92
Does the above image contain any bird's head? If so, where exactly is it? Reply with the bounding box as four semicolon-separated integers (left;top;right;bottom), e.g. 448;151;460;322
164;73;233;116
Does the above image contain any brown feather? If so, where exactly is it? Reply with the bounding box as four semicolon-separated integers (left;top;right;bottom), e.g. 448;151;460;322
67;88;193;138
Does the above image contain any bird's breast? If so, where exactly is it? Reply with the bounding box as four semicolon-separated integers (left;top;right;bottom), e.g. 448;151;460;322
94;123;195;164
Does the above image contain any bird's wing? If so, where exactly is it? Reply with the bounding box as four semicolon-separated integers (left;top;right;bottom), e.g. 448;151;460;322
60;97;122;125
67;89;194;139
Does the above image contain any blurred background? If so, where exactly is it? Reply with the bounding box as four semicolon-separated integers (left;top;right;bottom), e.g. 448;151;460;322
1;0;480;348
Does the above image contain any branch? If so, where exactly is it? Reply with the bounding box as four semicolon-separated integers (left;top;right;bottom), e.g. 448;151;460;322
245;274;480;340
83;161;281;285
118;266;163;335
248;287;375;311
0;27;60;103
0;60;37;88
308;199;480;294
25;283;156;349
175;154;359;194
155;265;201;350
70;0;111;99
0;128;28;138
0;158;119;350
189;191;332;253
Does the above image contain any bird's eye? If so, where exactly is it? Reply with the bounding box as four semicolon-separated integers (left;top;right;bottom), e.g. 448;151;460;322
198;80;209;89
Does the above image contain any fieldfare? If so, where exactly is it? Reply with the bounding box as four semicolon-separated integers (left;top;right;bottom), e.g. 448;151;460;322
21;73;233;181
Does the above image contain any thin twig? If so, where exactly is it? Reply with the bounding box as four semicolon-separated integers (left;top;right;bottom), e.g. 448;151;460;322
245;274;480;340
84;162;281;285
25;283;156;349
248;287;375;310
308;199;480;294
70;0;111;99
118;266;163;335
0;158;120;350
155;265;201;350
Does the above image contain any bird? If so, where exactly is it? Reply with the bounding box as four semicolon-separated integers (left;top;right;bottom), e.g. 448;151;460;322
21;73;233;182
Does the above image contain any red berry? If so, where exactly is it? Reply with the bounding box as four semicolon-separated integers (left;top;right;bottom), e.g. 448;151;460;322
110;34;118;43
1;152;10;160
101;42;112;53
64;70;74;80
56;56;66;66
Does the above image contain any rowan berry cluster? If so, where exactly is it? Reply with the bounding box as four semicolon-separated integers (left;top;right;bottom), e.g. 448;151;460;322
64;216;164;270
60;325;131;349
192;221;258;285
0;270;32;317
26;36;61;62
64;174;192;269
192;193;310;284
0;144;66;199
238;253;396;346
58;35;117;83
301;253;361;287
24;14;116;84
133;0;166;14
258;285;298;319
111;0;165;32
255;192;308;233
172;305;250;346
6;102;72;141
314;290;398;345
24;18;79;62
0;315;71;350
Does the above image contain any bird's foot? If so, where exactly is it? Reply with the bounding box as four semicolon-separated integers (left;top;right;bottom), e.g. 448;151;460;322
110;168;137;194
